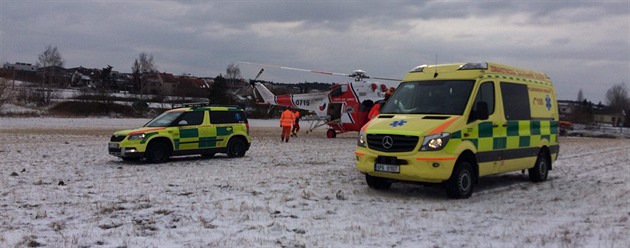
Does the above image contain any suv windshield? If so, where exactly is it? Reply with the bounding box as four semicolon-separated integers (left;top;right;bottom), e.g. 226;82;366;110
144;111;183;127
381;80;474;115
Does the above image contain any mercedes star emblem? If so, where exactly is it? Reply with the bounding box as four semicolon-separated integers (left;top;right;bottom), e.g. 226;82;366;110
382;136;393;149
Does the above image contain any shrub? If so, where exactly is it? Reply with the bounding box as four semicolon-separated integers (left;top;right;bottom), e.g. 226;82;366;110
48;101;139;117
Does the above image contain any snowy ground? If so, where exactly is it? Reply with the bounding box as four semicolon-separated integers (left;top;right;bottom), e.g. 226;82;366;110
0;117;629;248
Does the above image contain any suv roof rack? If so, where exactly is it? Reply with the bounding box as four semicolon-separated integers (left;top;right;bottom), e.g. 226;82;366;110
175;102;245;109
178;102;212;108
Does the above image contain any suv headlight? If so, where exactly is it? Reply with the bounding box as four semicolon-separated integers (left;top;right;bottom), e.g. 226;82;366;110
420;132;450;151
127;133;146;141
357;131;367;147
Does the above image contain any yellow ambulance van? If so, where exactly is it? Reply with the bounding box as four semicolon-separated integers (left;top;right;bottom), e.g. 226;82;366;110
355;62;559;199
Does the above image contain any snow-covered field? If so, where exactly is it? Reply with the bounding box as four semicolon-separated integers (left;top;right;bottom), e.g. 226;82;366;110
1;117;628;248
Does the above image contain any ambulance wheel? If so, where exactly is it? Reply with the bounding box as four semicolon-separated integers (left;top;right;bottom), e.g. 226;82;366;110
145;141;171;163
445;161;474;199
227;138;247;158
365;174;391;190
529;150;549;182
327;129;337;138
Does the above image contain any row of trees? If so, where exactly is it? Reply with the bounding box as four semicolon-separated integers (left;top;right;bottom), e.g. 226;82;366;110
3;44;629;120
5;45;240;106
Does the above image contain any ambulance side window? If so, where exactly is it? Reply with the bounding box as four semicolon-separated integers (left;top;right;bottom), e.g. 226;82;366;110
177;111;204;126
469;82;495;122
500;82;531;120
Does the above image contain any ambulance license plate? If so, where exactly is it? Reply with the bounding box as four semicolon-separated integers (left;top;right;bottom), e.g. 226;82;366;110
108;143;119;149
374;163;400;173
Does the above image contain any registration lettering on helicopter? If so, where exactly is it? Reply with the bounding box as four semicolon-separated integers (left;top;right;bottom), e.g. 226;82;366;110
294;99;310;106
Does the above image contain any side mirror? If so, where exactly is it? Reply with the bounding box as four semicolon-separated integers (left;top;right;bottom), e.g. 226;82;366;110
475;102;489;120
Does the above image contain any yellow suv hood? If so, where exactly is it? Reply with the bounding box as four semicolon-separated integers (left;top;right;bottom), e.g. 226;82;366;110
113;127;167;136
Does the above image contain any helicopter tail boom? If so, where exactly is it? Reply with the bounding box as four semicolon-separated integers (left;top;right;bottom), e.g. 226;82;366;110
252;82;277;105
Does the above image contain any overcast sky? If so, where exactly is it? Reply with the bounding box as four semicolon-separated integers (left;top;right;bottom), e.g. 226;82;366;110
1;0;628;103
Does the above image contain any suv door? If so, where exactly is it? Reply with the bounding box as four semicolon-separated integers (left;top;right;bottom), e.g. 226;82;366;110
173;110;205;151
209;110;245;148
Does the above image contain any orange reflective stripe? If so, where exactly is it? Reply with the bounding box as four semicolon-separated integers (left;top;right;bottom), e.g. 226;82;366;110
355;152;365;156
429;116;460;134
129;128;165;135
416;157;456;161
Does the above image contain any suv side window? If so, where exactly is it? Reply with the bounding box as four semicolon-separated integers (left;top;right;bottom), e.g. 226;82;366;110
500;82;531;120
177;111;204;126
210;111;247;124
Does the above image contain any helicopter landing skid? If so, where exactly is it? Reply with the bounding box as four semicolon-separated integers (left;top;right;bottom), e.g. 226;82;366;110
303;115;335;134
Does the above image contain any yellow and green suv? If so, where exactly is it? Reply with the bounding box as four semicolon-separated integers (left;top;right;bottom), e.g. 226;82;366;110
109;103;251;163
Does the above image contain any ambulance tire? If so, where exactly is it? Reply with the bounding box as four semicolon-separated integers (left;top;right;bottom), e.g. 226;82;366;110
145;141;171;163
529;150;549;182
227;138;247;158
365;174;391;190
445;161;474;199
327;129;336;138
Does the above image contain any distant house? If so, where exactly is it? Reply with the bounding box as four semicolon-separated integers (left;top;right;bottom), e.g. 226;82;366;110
70;71;95;88
175;76;212;98
3;62;38;72
558;100;579;120
593;107;626;127
39;65;71;87
142;73;211;97
2;62;40;82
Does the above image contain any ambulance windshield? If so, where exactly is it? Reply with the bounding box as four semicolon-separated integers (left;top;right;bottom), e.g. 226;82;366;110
380;80;474;115
144;111;183;127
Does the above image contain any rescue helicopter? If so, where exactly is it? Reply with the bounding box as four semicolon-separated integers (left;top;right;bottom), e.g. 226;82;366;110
239;62;401;138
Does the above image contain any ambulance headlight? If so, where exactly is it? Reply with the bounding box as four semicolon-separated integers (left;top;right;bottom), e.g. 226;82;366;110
420;132;450;151
127;133;146;141
357;131;367;147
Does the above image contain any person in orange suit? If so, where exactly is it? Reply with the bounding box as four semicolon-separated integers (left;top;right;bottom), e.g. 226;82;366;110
291;109;301;137
368;87;394;119
280;107;295;142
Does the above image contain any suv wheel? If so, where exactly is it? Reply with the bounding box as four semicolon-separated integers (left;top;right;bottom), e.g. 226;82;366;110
145;141;171;163
227;138;247;158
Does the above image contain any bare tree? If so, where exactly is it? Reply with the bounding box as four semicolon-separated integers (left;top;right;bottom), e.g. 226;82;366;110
226;63;242;85
577;89;584;102
131;52;157;98
0;77;15;108
605;83;629;111
36;44;64;105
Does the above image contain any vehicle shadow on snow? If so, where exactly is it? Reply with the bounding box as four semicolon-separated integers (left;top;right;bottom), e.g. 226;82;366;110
107;154;242;165
369;172;538;199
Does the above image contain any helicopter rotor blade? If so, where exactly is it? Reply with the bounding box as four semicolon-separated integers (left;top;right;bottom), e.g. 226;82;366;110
370;76;402;82
253;68;264;81
239;61;350;77
238;61;401;82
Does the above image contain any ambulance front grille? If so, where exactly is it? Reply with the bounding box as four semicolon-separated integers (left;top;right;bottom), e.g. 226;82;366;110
110;135;126;142
366;134;419;152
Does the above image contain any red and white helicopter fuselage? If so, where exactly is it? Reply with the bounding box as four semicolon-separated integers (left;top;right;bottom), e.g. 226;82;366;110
253;80;396;137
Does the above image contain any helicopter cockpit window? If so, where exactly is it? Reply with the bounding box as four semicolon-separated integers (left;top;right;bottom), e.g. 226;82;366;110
381;80;474;115
329;86;343;97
